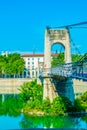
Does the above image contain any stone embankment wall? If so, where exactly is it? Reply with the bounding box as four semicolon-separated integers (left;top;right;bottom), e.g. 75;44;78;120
0;78;86;98
0;78;32;94
73;79;87;98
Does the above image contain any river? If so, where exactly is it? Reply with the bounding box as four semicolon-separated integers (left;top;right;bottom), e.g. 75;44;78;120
0;113;87;129
0;94;87;129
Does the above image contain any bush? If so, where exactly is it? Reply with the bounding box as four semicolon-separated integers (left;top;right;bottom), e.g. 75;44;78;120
80;91;87;110
74;91;87;112
42;98;51;114
52;96;72;115
26;100;42;110
52;97;65;115
74;98;85;112
19;79;43;103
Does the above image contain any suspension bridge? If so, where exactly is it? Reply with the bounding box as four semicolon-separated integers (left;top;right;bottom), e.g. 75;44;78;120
39;21;87;103
41;55;87;80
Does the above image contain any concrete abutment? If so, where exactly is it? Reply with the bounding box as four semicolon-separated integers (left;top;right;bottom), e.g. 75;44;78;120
43;77;74;104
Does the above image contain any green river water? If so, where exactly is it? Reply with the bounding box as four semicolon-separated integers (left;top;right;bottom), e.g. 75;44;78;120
0;94;87;129
0;114;87;129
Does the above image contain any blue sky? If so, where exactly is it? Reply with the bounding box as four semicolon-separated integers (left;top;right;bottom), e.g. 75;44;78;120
0;0;87;54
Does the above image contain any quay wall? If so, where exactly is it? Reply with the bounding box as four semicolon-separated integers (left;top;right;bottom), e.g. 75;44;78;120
73;79;87;98
0;78;33;94
0;78;87;98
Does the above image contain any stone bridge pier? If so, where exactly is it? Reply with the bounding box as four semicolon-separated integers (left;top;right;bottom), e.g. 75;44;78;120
43;76;74;104
43;77;58;102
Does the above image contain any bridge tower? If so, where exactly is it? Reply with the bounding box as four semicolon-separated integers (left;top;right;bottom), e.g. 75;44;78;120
43;27;74;103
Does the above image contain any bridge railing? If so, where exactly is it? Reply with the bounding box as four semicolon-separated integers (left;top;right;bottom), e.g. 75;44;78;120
51;63;72;77
39;68;52;77
39;63;72;77
72;60;87;79
39;59;87;79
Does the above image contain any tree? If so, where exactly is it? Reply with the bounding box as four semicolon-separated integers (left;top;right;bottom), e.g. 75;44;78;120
0;55;7;76
5;53;25;77
19;79;43;102
0;53;25;77
51;53;64;67
51;53;83;67
72;54;82;63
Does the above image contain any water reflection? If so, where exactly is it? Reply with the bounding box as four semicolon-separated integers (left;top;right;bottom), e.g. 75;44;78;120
20;115;76;129
0;94;18;102
19;115;87;129
0;94;22;117
0;94;87;129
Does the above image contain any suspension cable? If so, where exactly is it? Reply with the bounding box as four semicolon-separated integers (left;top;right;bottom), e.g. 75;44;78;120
71;38;81;55
68;27;81;55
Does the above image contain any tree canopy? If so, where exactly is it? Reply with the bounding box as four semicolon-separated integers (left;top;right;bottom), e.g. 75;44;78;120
51;53;83;67
0;53;25;77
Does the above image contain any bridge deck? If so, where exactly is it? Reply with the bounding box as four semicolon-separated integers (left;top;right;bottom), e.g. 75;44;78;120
39;59;87;81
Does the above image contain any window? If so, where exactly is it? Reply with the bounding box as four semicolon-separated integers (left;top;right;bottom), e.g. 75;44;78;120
28;62;30;65
27;71;30;77
32;58;34;60
32;71;34;77
28;66;30;70
32;62;34;65
28;58;30;60
32;66;34;70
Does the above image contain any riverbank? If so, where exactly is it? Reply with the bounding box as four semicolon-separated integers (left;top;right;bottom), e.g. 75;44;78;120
23;110;87;117
68;111;87;117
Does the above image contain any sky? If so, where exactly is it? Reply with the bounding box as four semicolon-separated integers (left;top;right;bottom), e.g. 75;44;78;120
0;0;87;55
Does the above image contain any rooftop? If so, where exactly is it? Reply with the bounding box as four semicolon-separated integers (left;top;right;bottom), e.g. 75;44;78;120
22;53;58;57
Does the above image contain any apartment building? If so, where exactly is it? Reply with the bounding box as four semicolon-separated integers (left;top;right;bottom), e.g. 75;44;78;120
22;53;57;78
22;54;44;78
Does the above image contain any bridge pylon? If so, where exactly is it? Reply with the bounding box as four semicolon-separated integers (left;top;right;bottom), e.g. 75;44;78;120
43;27;74;103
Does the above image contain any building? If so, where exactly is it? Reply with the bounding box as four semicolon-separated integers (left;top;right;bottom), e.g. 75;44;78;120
22;54;44;78
22;53;58;78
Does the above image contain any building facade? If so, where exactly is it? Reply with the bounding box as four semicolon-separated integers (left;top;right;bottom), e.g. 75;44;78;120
22;53;57;78
22;54;44;78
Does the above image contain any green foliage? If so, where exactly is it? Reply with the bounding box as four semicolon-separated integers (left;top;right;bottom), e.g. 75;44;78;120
23;99;42;113
52;97;66;115
80;91;87;105
33;99;42;110
0;97;23;116
42;98;51;114
74;91;87;112
0;53;25;76
72;54;82;62
0;55;7;74
1;84;87;117
19;79;43;103
51;53;83;67
81;116;87;123
75;91;87;111
5;53;25;75
20;115;76;129
20;82;73;115
19;81;74;115
74;98;85;112
52;96;72;115
51;53;64;67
